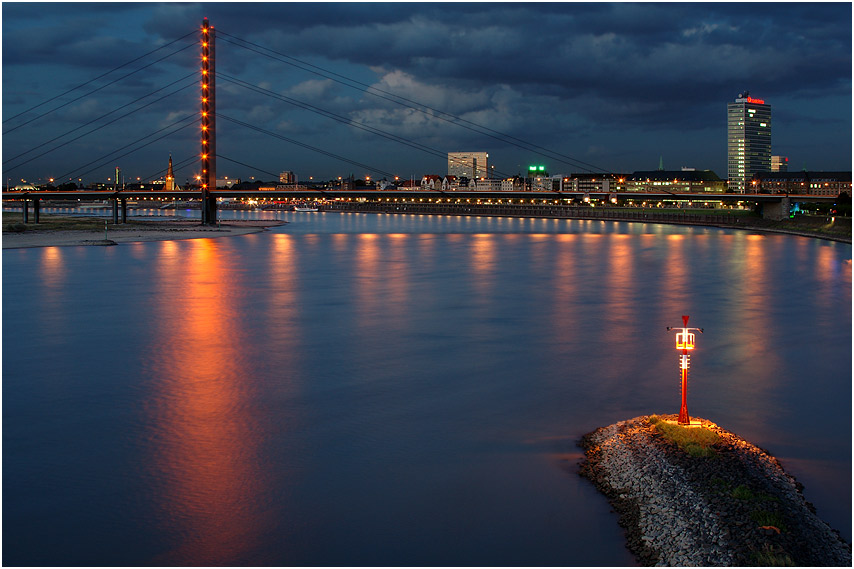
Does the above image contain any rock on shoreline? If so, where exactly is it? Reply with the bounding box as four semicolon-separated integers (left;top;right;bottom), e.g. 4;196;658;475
578;415;851;566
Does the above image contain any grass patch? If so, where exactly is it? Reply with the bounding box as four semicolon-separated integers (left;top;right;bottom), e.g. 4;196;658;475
751;509;787;532
4;222;27;232
648;415;719;457
732;484;755;500
749;544;794;566
2;215;112;232
728;483;778;504
1;214;173;233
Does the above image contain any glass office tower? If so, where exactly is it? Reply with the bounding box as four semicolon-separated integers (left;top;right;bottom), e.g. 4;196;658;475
727;92;771;193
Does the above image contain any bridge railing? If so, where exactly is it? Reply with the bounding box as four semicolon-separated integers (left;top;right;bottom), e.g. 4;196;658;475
324;201;744;226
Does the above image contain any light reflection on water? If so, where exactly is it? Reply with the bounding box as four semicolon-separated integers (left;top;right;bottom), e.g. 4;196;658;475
2;214;850;566
141;239;272;565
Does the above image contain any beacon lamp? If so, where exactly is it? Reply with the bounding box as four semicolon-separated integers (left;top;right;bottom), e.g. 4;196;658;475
666;315;704;426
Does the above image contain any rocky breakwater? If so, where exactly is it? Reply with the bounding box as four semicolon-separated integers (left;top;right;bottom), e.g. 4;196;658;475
578;415;851;566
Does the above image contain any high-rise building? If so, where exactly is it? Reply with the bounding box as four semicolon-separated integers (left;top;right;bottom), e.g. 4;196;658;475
279;171;295;184
771;156;788;172
448;152;489;180
727;92;771;193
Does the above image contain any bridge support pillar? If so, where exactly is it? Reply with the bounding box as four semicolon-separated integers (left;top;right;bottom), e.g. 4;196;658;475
22;199;29;224
120;198;127;223
201;192;217;226
111;198;119;224
760;197;791;221
33;198;40;224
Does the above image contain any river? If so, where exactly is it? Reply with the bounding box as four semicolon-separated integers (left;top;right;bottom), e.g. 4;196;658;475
3;210;850;566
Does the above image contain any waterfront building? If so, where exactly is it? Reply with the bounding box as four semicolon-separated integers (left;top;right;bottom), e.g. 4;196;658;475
448;152;489;179
473;178;502;191
529;173;556;192
216;177;238;188
751;171;852;196
771;156;789;172
727;92;771;193
421;175;443;190
279;171;296;184
626;169;726;193
501;177;523;191
564;173;626;193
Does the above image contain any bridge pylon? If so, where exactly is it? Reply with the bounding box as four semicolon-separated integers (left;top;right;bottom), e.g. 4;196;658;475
200;17;217;225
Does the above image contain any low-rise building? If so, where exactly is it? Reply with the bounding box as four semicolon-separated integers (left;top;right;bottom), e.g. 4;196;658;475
473;178;502;191
751;171;852;196
421;175;442;190
561;173;624;193
626;169;726;193
501;177;523;191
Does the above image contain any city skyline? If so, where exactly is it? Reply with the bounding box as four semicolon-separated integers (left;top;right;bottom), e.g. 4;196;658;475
3;2;852;184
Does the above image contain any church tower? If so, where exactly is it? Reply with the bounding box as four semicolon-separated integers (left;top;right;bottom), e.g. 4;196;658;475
165;154;175;191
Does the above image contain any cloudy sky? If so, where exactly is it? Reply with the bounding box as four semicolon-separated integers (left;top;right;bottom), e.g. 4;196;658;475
3;2;851;185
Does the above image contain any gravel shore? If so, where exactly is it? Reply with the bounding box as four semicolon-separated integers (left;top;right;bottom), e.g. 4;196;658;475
578;415;851;566
2;218;285;249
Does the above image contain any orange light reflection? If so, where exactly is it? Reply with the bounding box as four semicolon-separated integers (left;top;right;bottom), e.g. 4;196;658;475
145;239;269;565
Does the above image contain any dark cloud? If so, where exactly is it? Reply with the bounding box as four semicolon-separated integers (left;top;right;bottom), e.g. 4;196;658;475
2;2;850;183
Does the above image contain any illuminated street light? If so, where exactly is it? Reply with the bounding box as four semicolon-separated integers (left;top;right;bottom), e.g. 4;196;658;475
667;315;704;425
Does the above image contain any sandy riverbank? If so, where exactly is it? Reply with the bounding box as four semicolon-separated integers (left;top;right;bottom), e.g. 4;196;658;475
2;219;285;249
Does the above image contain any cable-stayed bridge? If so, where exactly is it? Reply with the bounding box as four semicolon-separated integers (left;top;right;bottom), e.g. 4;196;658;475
2;19;829;224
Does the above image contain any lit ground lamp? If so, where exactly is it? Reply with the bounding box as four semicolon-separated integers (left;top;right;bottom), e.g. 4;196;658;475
666;315;704;425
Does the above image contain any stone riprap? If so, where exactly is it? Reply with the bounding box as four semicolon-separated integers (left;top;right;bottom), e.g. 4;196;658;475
578;415;851;566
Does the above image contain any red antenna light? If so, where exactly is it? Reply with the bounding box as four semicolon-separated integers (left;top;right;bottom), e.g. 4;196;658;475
667;315;704;425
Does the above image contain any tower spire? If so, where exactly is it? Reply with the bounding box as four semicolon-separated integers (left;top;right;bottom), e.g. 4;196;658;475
165;154;174;191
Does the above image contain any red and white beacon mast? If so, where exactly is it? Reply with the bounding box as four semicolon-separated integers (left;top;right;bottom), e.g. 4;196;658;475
667;315;703;425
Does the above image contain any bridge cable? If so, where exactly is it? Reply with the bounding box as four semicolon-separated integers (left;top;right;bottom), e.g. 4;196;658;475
218;113;397;179
4;73;197;168
215;155;281;181
3;30;196;126
56;114;197;182
61;118;197;184
218;72;517;180
217;30;607;174
4;81;197;174
3;41;197;136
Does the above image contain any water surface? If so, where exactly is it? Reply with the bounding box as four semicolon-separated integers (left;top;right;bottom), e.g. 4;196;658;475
3;212;850;565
